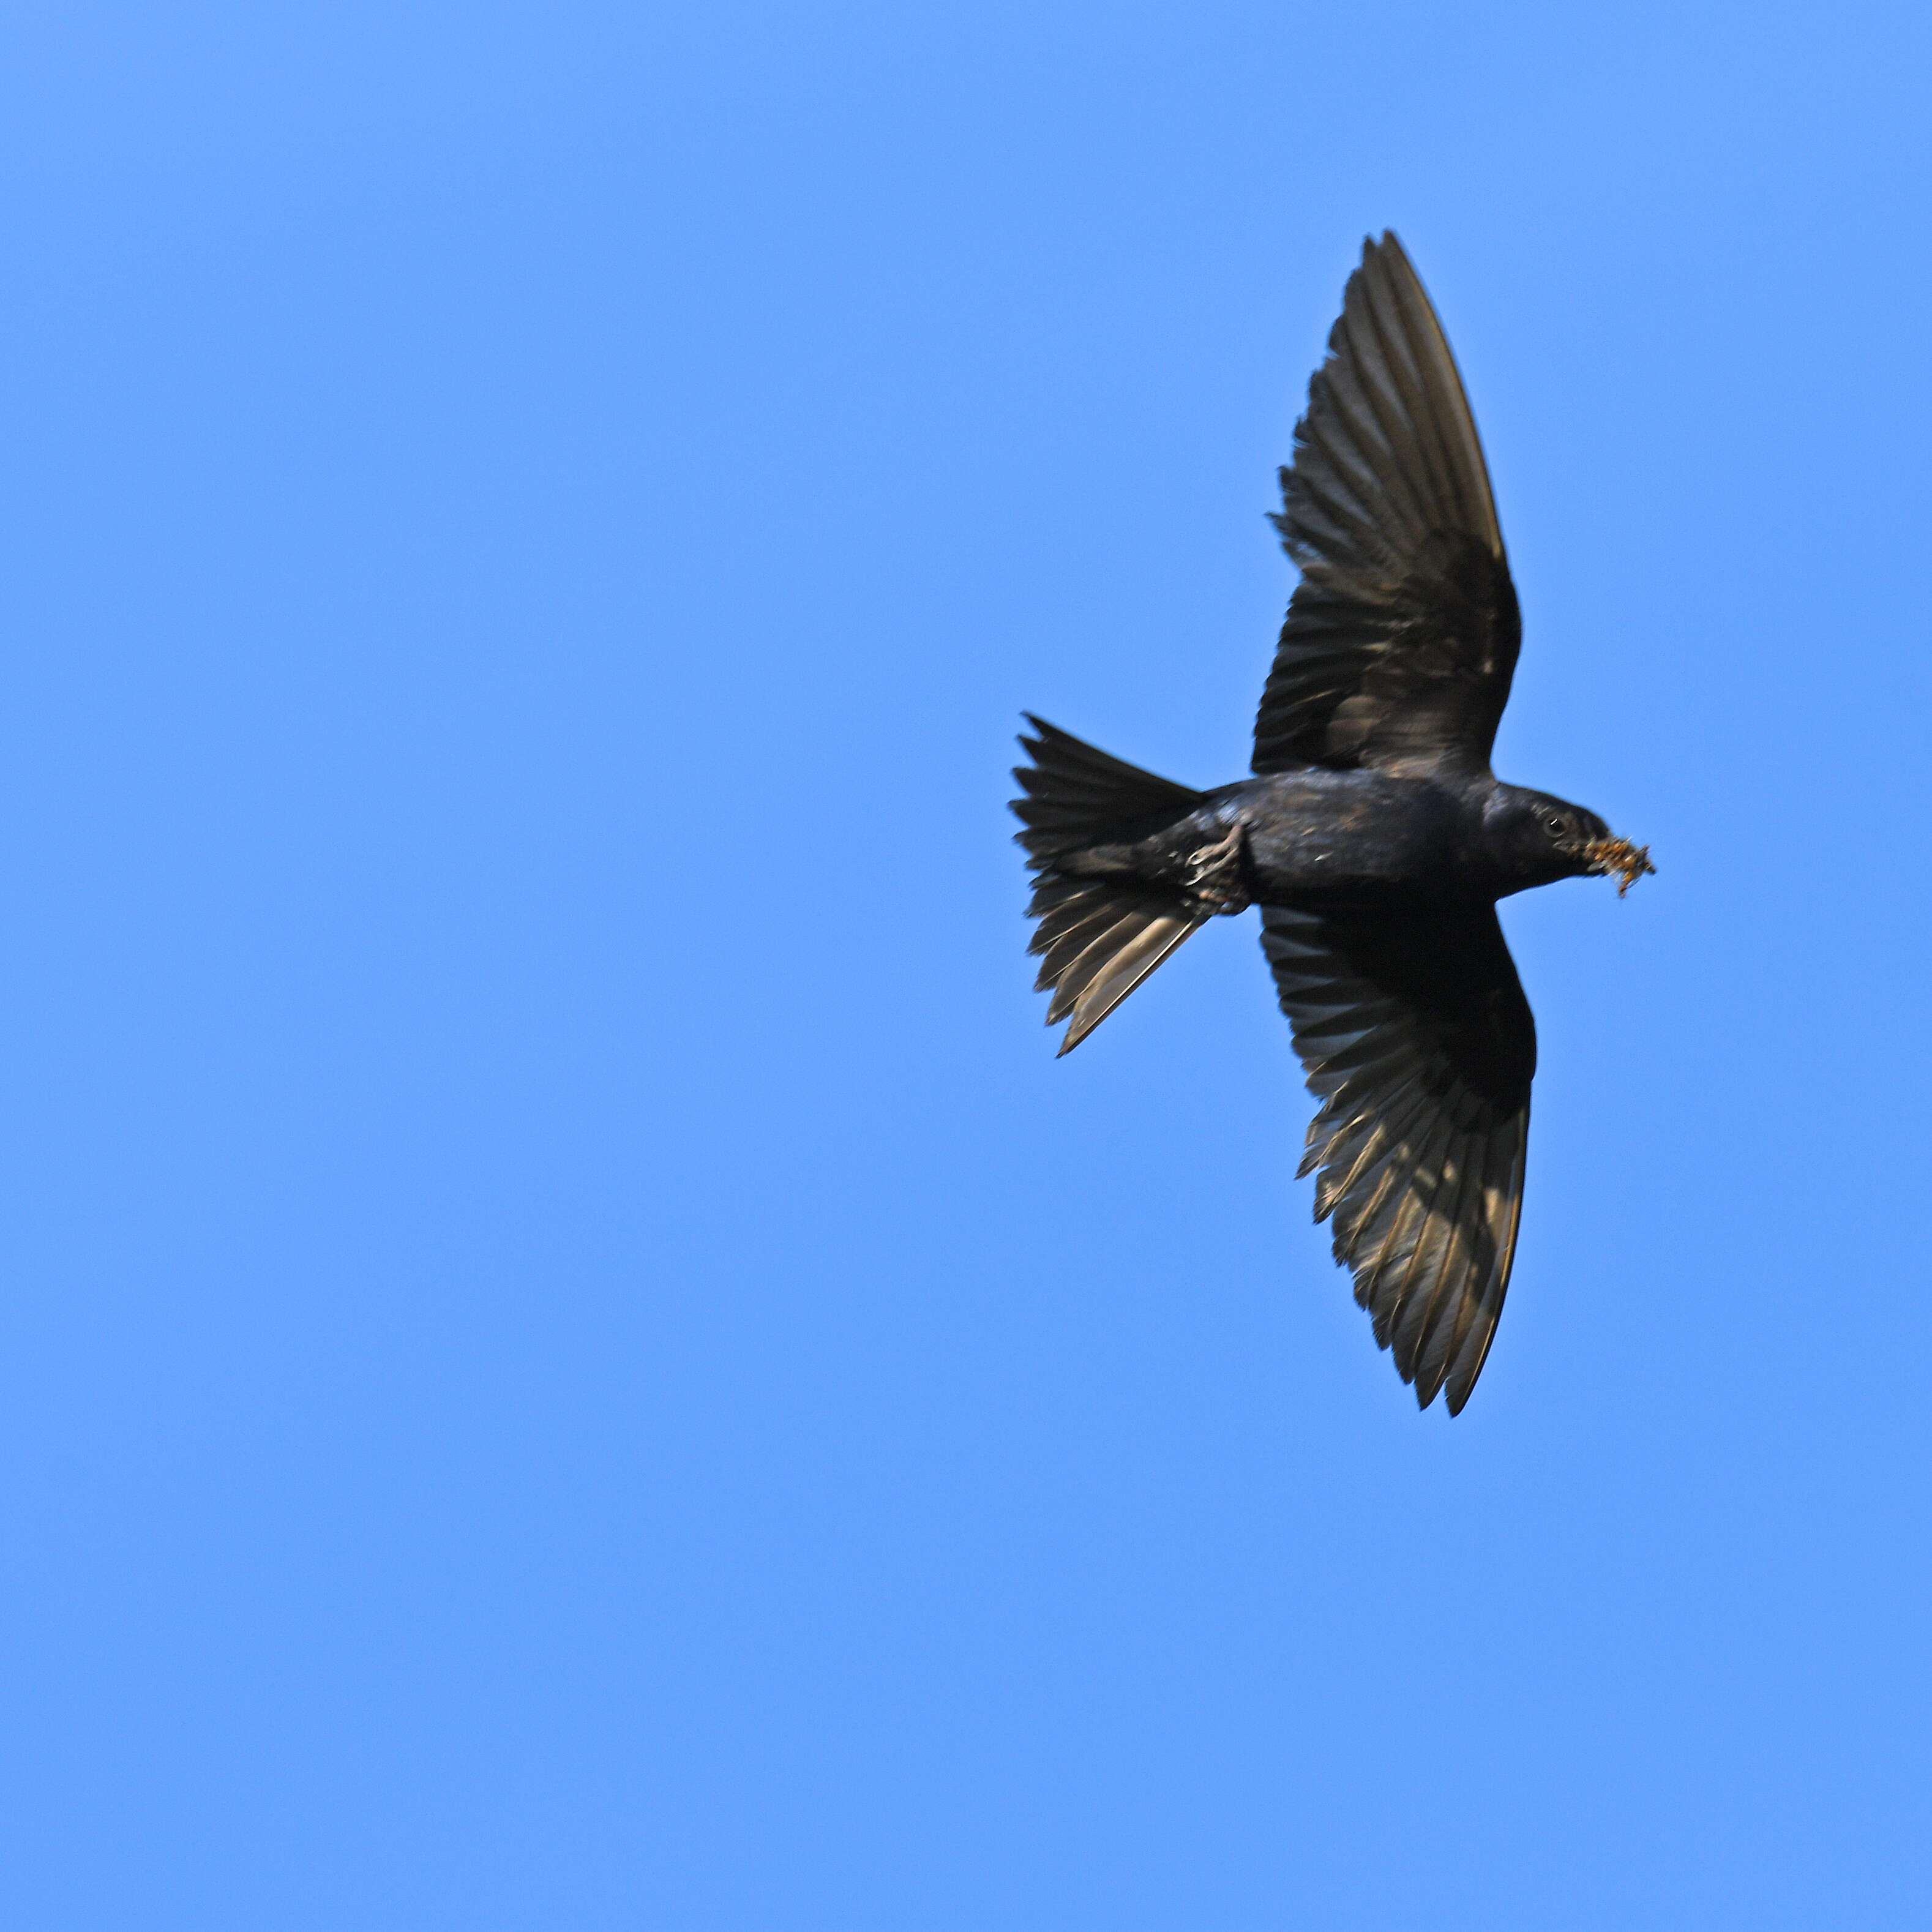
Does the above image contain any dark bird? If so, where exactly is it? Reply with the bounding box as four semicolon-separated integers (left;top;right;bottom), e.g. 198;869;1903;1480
1010;233;1651;1415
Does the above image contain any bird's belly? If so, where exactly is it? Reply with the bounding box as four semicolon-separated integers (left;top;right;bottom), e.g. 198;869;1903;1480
1241;816;1434;901
1224;771;1456;904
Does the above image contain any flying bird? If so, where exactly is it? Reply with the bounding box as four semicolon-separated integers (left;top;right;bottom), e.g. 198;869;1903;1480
1010;233;1650;1415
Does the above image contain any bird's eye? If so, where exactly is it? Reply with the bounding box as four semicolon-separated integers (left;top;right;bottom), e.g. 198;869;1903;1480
1545;814;1567;836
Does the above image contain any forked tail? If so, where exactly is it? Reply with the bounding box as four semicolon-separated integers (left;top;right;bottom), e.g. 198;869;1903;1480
1009;715;1209;1055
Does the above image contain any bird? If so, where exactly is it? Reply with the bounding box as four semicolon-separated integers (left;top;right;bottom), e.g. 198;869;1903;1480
1009;232;1651;1415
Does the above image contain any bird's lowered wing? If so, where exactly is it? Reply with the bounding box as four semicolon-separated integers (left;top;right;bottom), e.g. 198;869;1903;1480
1261;900;1534;1413
1254;233;1519;777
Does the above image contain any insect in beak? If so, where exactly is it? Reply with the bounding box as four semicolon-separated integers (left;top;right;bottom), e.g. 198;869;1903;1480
1582;836;1655;897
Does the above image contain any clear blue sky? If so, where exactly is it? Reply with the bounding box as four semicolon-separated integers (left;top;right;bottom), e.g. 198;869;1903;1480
2;3;1929;1926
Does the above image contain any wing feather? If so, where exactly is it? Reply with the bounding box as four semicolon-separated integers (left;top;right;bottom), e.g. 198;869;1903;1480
1254;233;1520;777
1262;899;1535;1413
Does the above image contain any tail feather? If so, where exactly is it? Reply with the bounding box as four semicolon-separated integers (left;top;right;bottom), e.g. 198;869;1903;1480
1011;715;1201;862
1035;896;1132;986
1011;716;1208;1054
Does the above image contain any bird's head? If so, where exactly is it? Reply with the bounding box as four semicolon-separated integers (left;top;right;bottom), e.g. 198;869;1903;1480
1486;787;1654;896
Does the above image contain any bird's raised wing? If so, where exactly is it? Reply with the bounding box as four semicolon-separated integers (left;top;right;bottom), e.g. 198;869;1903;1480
1261;899;1533;1413
1254;233;1519;777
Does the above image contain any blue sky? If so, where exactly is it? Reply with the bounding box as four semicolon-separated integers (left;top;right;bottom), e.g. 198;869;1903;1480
2;2;1930;1926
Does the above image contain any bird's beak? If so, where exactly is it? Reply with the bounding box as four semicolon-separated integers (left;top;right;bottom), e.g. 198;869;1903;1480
1582;836;1655;897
